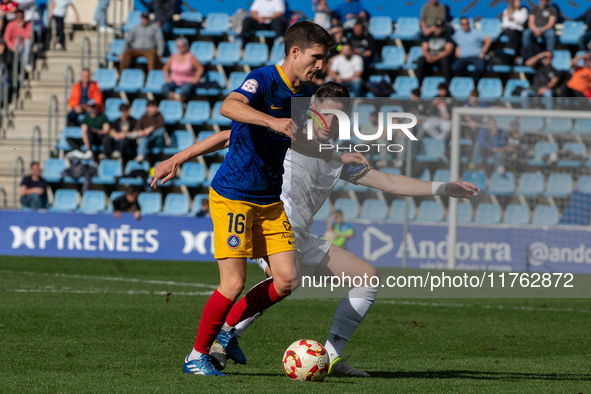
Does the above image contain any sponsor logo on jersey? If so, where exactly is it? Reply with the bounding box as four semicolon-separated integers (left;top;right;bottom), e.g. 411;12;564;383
241;79;258;93
227;234;241;249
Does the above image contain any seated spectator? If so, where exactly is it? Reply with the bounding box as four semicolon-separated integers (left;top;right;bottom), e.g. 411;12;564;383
416;19;454;86
560;53;591;99
576;5;591;51
138;0;175;37
196;198;211;218
3;10;32;72
134;100;166;162
113;187;142;220
239;0;286;41
102;103;137;160
313;0;333;31
325;211;354;249
67;99;110;160
500;0;529;53
464;90;490;133
499;120;525;174
452;17;492;84
119;11;164;73
162;37;204;102
471;117;504;166
332;0;367;30
0;0;17;35
49;0;79;50
328;26;347;59
19;161;48;210
522;0;556;56
327;44;363;96
419;0;447;40
418;82;452;140
348;19;375;78
67;68;103;126
520;50;558;110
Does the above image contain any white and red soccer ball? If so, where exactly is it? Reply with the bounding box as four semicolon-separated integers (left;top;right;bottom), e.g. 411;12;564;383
282;339;329;381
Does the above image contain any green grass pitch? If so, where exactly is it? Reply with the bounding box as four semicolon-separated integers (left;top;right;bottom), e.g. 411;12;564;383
1;256;590;393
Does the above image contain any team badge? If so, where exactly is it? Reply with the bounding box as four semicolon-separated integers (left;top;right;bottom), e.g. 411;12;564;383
241;79;258;93
227;235;241;249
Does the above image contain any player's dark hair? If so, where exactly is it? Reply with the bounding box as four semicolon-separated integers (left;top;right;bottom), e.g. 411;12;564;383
284;21;336;56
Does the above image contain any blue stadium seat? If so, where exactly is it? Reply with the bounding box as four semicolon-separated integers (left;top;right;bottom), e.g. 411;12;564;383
223;71;247;95
352;104;375;129
333;198;360;220
190;194;210;215
455;138;473;163
433;169;450;183
212;42;241;66
391;17;420;41
163;130;193;155
560;21;586;45
203;163;222;187
416;138;445;162
488;172;515;196
418;168;431;182
375;46;405;70
196;71;225;96
519;116;545;134
388;199;416;221
181;101;210;125
478;18;501;40
107;191;126;213
573;119;591;136
141;70;165;94
105;39;125;63
161;193;190;216
240;43;269;67
558;142;587;167
503;204;530;225
577;175;591;194
115;69;144;93
200;12;229;36
49;189;79;212
416;201;444;222
421;77;446;97
552;50;572;71
380;167;401;176
255;30;276;38
477;78;502;100
404;46;422;70
452;17;474;31
463;171;487;192
528;141;557;166
207;101;232;127
138;192;162;215
130;98;147;120
172;11;203;36
41;158;66;183
492;116;516;130
515;172;545;197
343;180;369;193
314;200;331;220
165;40;178;58
532;205;559;226
544;173;573;198
474;203;501;224
122;10;141;32
543;117;572;135
449;77;475;97
92;160;123;185
118;160;150;186
174;162;206;187
333;179;347;192
56;127;82;152
369;16;393;40
503;79;529;103
190;41;214;65
78;190;107;213
94;68;117;92
393;76;418;97
267;41;285;66
360;199;388;221
104;98;126;122
456;202;473;223
158;100;183;125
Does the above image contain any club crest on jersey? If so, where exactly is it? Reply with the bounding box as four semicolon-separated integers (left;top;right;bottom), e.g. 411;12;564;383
227;235;241;249
241;79;258;93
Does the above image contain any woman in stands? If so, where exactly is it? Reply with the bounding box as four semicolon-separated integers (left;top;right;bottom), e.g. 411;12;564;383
500;0;529;53
161;37;204;102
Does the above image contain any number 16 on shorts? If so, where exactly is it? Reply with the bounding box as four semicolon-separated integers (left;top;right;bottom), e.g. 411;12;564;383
226;212;245;249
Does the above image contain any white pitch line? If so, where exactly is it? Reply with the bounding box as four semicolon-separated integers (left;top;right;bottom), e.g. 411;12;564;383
3;288;214;296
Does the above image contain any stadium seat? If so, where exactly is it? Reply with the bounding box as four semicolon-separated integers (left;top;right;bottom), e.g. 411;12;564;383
163;130;192;155
515;172;545;197
190;41;215;65
463;171;487;192
92;160;123;185
573;119;591;136
190;194;210;215
388;199;416;221
212;42;241;66
207;101;232;127
558;142;587;167
492;115;516;130
173;162;206;187
105;39;125;63
477;78;502;100
519;116;545;134
504;79;529;101
63;159;94;184
41;158;66;183
255;30;276;39
544;173;573;198
200;12;229;36
104;98;126;122
223;71;247;95
115;69;144;93
474;203;501;224
543;117;572;135
78;190;107;213
141;70;165;94
456;138;473;163
380;167;401;176
416;138;445;162
161;193;190;216
107;191;126;213
314;199;331;220
369;16;393;40
375;46;405;70
433;169;450;183
416;201;444;222
158;100;183;125
551;50;572;71
488;172;515;196
118;160;150;186
56;127;82;152
172;11;203;36
404;46;422;70
503;204;530;225
333;198;360;220
478;18;501;40
560;21;586;45
577;175;591;194
240;43;269;67
393;76;418;97
138;193;162;215
343;180;369;193
532;205;559;226
418;168;431;182
528;141;557;166
94;68;117;92
122;10;141;32
449;77;475;97
49;189;79;212
421;77;446;97
391;17;420;41
360;199;388;221
203;163;222;187
456;202;473;223
267;41;285;66
181;101;210;125
196;71;225;96
130;98;147;119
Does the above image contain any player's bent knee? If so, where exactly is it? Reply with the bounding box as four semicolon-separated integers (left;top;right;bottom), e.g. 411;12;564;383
273;276;294;298
219;279;246;300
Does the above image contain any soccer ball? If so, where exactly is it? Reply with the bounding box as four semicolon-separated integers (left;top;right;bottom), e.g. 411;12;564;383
282;339;329;381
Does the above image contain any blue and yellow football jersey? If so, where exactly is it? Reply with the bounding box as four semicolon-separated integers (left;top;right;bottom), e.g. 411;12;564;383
211;65;313;205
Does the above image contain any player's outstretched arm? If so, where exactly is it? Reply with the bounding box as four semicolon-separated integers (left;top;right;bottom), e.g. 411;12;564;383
357;169;480;198
151;129;231;187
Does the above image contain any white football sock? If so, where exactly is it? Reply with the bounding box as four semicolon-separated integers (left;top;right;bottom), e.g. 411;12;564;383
234;309;267;338
187;348;203;361
325;286;379;362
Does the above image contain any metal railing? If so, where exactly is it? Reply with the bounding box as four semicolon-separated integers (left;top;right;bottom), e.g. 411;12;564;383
13;156;24;210
47;94;59;157
31;125;41;164
0;186;6;209
112;0;124;37
0;64;8;136
12;38;22;108
64;65;74;125
81;36;92;71
97;10;108;69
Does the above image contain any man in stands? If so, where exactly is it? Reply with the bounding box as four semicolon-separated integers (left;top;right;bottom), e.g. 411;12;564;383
416;19;454;87
239;0;286;41
419;0;447;40
451;16;492;84
520;50;558;110
67;68;103;126
348;20;375;79
113;187;142;220
560;53;591;99
67;99;110;160
19;161;48;210
133;100;166;162
3;10;32;72
138;0;175;37
522;0;557;55
119;11;164;73
103;103;137;160
332;0;367;30
327;43;363;96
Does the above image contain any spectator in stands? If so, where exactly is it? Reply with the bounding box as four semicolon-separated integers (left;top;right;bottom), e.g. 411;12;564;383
471;117;504;166
348;19;375;78
499;120;525;174
49;0;80;50
134;100;166;162
576;5;591;51
113;187;142;220
327;43;363;96
138;0;175;37
419;0;447;40
522;0;557;55
451;17;492;84
92;0;110;30
103;103;137;160
161;37;204;102
196;198;211;218
13;0;38;22
500;0;529;53
560;53;591;99
327;26;347;58
333;0;367;30
325;210;354;249
418;82;451;140
0;0;17;35
520;50;558;110
3;9;32;72
416;19;454;86
19;161;48;210
313;0;333;31
67;99;109;160
119;11;165;73
67;68;103;127
239;0;286;41
463;90;490;133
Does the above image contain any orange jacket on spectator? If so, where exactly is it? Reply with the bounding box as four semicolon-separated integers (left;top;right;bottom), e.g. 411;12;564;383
3;20;31;51
68;82;103;112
